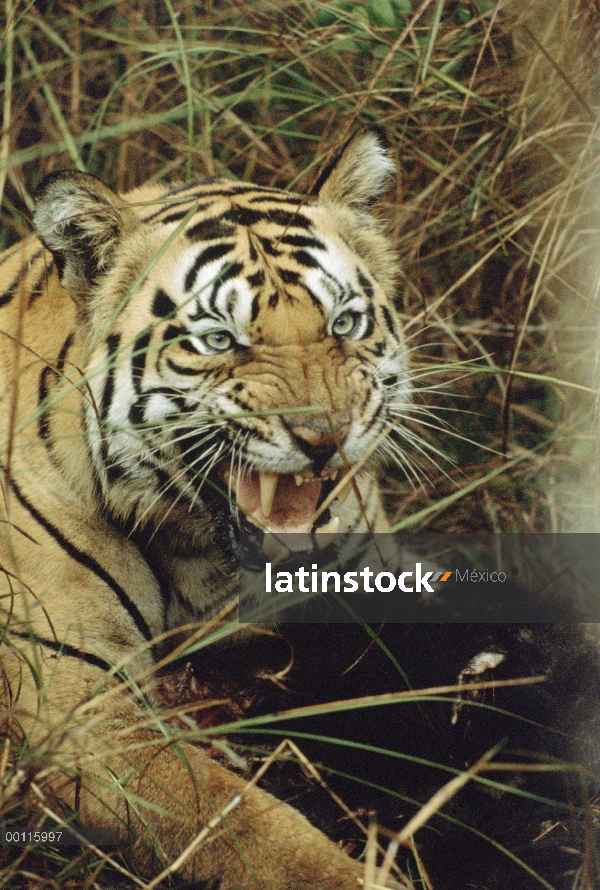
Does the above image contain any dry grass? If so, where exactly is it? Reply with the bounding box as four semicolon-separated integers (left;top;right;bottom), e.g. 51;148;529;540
1;0;600;888
2;0;598;531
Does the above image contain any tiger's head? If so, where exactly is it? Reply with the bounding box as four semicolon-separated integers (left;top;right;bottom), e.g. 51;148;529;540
33;132;410;552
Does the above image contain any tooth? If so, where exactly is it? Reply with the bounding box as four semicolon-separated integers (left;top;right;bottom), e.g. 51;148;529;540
330;469;339;481
259;472;278;518
295;474;304;486
315;515;340;549
263;533;290;563
323;515;340;534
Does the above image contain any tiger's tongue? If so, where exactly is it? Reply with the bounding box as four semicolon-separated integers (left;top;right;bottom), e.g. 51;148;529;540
234;473;321;534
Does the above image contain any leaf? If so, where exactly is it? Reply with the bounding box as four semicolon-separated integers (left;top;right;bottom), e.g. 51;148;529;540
369;0;397;28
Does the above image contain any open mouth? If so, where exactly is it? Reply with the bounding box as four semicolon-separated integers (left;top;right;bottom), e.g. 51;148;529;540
217;464;354;545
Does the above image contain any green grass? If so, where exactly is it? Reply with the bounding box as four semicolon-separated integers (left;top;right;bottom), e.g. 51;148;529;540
4;0;597;530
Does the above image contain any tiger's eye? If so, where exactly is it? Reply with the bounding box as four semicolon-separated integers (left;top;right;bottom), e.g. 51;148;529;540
332;312;358;337
203;330;233;351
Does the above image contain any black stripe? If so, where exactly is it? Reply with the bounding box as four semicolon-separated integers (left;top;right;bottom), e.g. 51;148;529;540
128;398;145;427
291;249;320;269
38;366;54;443
310;133;357;198
28;260;55;308
163;181;271;200
106;464;127;485
9;629;113;672
37;334;74;449
56;332;74;373
380;304;397;337
357;269;374;300
178;426;217;469
144;385;187;407
244;425;272;445
142;196;212;223
131;332;151;393
164;180;219;197
368;400;384;425
263;206;311;228
302;285;327;312
178;339;201;354
247;269;265;289
0;269;22;309
128;331;155;423
98;334;122;476
223;417;272;445
186;217;236;243
0;243;24;270
279;268;299;285
163;324;186;344
100;334;121;420
278;234;324;250
208;262;243;312
226;391;255;414
7;477;154;642
186;305;213;323
159;209;191;225
337;290;362;310
245;193;303;204
152;288;177;319
256;236;280;257
363;340;386;358
223;206;311;229
166;358;203;376
184;242;234;293
141;182;289;224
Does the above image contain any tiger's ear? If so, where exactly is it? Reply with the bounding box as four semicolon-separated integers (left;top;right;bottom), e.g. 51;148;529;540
312;130;396;209
33;171;137;300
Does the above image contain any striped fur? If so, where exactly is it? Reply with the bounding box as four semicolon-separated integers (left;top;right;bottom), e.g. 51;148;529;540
0;132;404;888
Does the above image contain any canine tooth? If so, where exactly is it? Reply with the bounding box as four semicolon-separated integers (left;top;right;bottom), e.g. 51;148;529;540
259;472;278;518
330;469;339;481
263;533;290;563
322;515;340;534
315;515;340;549
295;474;304;486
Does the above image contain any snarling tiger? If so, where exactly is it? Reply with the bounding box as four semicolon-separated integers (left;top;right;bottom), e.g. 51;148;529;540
0;132;408;888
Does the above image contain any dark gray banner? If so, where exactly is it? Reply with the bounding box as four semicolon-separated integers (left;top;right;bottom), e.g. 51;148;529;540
239;533;600;623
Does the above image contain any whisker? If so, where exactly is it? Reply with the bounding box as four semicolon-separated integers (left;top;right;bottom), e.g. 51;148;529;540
187;442;227;514
391;410;504;460
380;439;432;489
133;441;223;533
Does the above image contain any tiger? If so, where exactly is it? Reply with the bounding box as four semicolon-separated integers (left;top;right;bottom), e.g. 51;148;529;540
0;131;408;889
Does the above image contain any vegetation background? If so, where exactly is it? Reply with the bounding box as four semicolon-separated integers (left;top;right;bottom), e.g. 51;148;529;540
1;0;599;888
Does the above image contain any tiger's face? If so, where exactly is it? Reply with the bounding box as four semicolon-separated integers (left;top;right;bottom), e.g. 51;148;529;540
33;132;409;547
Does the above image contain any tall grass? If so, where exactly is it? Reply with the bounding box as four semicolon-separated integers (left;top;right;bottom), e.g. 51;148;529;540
2;0;598;529
1;1;599;888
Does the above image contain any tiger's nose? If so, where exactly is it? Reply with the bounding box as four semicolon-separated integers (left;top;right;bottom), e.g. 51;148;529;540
286;422;350;466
